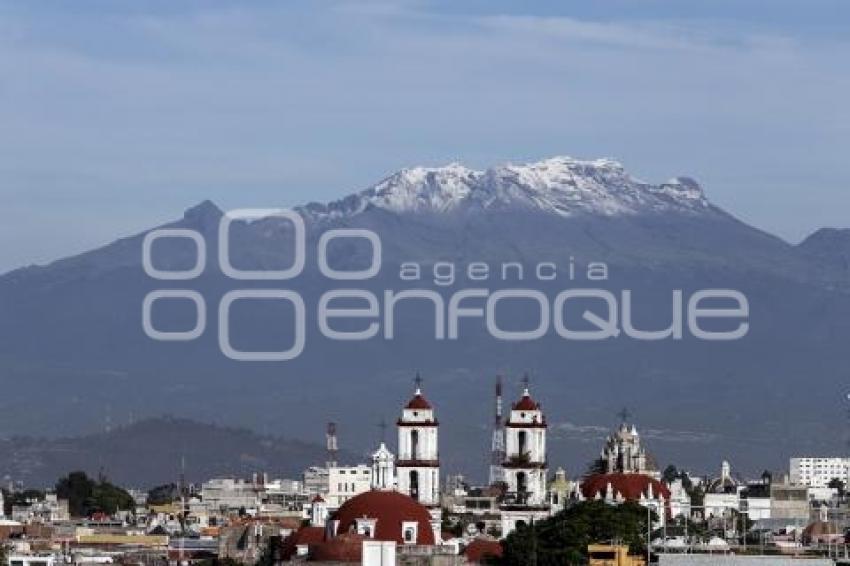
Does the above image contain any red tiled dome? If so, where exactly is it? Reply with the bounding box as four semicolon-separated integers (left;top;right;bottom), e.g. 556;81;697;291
464;538;503;563
332;490;435;545
581;473;671;501
309;532;366;562
513;393;539;411
406;393;432;410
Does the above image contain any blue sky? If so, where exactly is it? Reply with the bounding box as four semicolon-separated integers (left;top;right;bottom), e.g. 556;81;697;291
1;0;848;271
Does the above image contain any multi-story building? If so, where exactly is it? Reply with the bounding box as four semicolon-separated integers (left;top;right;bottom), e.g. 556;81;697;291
10;494;69;523
326;464;372;507
200;478;262;513
302;466;329;496
770;481;810;522
789;457;850;488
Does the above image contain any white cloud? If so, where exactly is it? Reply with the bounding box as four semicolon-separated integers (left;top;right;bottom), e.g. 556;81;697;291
0;1;848;270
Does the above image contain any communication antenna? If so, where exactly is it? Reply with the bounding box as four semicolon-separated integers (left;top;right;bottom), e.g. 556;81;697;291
326;422;338;468
489;375;506;485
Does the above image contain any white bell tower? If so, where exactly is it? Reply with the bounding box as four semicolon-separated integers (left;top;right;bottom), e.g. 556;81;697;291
502;377;547;505
396;374;440;507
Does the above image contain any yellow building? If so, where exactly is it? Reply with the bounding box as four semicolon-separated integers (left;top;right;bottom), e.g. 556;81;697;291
587;544;646;566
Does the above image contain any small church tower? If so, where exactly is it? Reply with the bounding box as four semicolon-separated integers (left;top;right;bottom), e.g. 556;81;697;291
371;442;396;490
396;375;440;507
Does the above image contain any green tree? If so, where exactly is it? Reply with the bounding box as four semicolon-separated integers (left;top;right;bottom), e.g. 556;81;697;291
56;471;134;517
828;477;845;498
584;457;607;478
56;471;93;517
92;481;135;515
662;465;679;484
500;500;655;565
147;483;179;505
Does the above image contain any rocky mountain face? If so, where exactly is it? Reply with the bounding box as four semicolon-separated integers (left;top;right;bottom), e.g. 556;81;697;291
1;156;848;483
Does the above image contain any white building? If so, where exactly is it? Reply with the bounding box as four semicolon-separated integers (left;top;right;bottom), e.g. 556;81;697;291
703;461;742;519
303;466;329;496
6;556;57;566
10;493;69;523
200;478;262;513
668;478;692;519
327;464;372;507
396;381;440;508
789;457;850;488
740;494;771;521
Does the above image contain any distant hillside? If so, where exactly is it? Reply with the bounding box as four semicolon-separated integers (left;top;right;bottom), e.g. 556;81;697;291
0;417;355;488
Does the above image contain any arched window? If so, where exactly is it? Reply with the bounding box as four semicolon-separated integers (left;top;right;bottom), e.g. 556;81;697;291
409;470;419;501
411;429;420;460
517;471;527;495
518;430;528;456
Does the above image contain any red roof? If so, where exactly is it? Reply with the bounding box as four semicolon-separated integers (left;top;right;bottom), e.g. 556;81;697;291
310;532;366;562
581;473;671;501
406;392;432;410
311;494;325;503
464;538;503;563
513;393;539;411
280;526;326;560
332;490;435;545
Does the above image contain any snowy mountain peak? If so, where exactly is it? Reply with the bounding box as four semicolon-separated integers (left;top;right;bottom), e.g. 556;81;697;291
364;163;482;213
300;156;711;221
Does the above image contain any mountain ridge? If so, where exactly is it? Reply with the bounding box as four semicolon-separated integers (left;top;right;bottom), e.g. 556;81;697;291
1;156;849;479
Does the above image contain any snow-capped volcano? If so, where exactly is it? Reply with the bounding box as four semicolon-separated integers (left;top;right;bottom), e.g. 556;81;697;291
1;152;848;478
300;156;710;220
